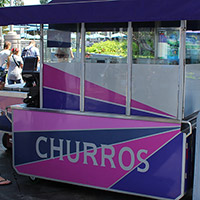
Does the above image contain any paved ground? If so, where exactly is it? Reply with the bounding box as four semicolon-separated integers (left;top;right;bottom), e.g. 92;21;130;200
0;132;193;200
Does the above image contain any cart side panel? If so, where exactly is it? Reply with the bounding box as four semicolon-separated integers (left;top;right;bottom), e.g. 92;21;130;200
13;109;184;200
43;63;176;118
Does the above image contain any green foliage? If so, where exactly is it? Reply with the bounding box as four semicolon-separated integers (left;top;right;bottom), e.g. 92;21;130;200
0;0;24;7
85;39;154;58
86;40;128;57
14;0;24;6
0;0;9;7
40;0;50;4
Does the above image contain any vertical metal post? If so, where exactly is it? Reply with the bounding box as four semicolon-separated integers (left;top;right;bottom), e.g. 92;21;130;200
126;22;133;116
80;23;85;112
178;20;186;120
193;113;200;200
40;24;44;108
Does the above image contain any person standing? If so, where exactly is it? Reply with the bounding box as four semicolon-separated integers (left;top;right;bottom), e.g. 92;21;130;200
0;41;11;68
22;40;40;62
7;48;23;85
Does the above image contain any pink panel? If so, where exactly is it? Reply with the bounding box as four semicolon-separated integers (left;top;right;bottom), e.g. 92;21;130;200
13;109;180;132
43;64;80;95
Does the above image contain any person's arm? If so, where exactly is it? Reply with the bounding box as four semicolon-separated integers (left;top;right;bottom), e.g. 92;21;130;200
19;57;24;68
70;48;74;59
35;47;40;62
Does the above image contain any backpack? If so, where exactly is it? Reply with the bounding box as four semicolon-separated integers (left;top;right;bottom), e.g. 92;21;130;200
21;47;32;59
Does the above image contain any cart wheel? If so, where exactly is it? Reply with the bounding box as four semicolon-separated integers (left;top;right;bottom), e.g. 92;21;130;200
29;176;39;183
2;133;12;150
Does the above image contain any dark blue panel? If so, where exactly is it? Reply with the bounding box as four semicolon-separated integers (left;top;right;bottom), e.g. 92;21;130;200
0;114;12;132
14;127;178;166
85;97;125;115
131;109;168;118
85;97;167;118
111;133;183;199
43;88;80;111
47;41;71;48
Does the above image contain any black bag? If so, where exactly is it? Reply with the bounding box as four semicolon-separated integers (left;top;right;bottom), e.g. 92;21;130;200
0;67;7;83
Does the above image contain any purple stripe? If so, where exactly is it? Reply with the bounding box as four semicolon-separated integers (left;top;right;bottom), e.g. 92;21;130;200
13;109;180;132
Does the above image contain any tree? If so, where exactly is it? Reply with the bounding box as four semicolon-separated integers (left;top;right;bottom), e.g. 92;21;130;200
0;0;24;7
0;0;10;7
13;0;24;6
40;0;50;4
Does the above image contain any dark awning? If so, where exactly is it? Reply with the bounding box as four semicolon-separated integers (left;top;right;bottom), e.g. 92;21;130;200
0;0;200;26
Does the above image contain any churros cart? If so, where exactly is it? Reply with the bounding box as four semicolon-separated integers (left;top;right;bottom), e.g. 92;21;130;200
1;0;200;199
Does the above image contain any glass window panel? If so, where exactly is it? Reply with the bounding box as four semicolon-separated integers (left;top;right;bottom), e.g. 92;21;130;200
85;23;128;64
44;23;81;63
43;24;81;111
85;23;128;115
186;31;200;64
133;26;180;65
131;26;180;118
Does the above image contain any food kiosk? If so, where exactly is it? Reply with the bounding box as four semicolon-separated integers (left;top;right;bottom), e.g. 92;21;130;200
1;0;200;199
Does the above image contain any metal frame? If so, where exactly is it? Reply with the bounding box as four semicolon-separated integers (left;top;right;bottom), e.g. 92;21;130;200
40;24;44;109
80;23;85;112
126;22;133;116
178;20;187;120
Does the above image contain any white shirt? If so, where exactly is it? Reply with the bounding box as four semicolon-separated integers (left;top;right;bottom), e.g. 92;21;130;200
0;49;10;67
8;55;23;81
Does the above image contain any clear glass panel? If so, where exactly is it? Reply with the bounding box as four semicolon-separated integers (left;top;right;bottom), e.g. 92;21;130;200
85;23;128;115
133;27;180;65
131;26;180;118
185;31;200;116
186;31;200;64
44;24;81;63
43;24;81;111
85;26;127;64
185;64;200;117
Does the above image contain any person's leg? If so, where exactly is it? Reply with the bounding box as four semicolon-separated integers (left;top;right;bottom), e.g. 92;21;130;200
0;176;11;185
8;79;14;85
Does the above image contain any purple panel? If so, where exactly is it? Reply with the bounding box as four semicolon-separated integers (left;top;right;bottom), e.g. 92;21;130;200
0;0;200;26
111;133;184;199
43;88;80;111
